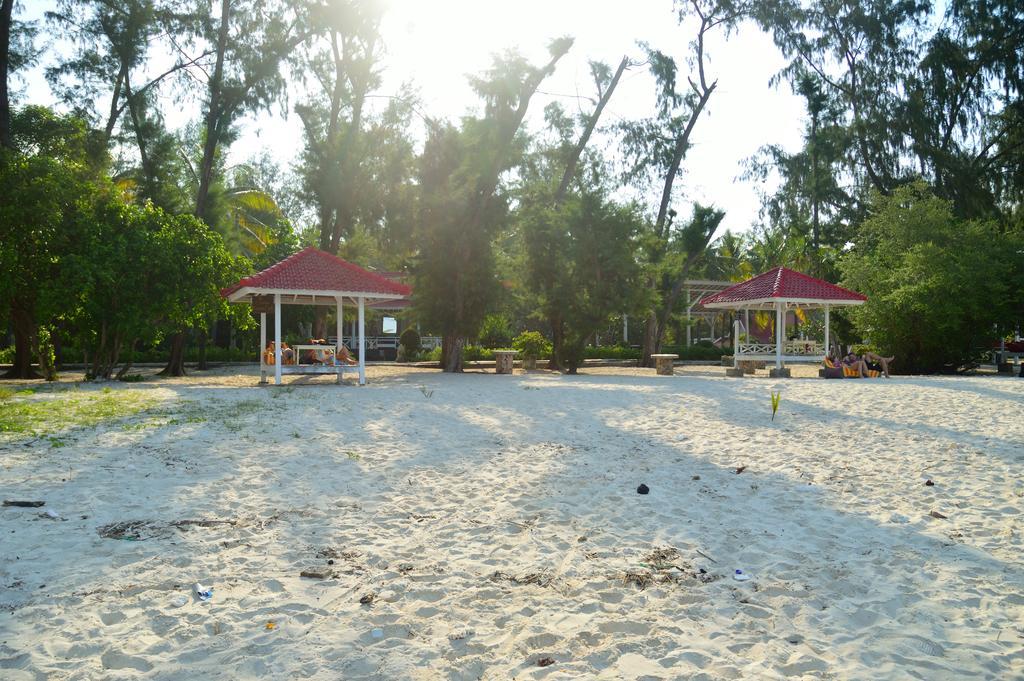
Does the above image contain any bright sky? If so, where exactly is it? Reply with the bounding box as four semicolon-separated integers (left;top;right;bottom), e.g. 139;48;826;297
20;0;806;235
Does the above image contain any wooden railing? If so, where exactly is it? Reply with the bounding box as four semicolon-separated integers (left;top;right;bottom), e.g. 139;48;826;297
737;341;824;356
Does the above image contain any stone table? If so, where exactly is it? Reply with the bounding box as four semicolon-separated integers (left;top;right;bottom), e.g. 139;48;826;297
494;350;517;374
651;353;679;376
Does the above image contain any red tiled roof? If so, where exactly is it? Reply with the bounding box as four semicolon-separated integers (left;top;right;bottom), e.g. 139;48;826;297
702;267;866;306
222;247;412;298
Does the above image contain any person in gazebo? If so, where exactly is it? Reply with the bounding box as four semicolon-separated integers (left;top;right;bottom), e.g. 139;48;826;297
265;341;295;366
332;344;358;366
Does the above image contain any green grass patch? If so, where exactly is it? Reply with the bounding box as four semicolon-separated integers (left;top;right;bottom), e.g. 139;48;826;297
0;387;160;437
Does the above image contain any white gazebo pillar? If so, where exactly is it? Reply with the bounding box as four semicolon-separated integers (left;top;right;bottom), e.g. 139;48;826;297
775;302;784;369
274;293;282;385
733;319;740;368
259;312;267;384
357;296;366;385
336;296;344;385
824;305;831;357
623;314;628;343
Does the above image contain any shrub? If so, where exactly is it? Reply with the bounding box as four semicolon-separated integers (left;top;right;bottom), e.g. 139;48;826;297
583;345;641;360
399;328;421;360
512;331;550;360
478;314;513;349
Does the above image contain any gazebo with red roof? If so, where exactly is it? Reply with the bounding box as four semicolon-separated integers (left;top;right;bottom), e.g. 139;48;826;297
701;267;866;376
222;247;411;385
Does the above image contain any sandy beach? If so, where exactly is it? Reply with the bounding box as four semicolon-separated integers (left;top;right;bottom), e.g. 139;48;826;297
1;366;1022;679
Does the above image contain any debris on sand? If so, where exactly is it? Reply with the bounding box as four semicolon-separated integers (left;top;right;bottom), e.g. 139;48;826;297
98;520;151;541
3;500;45;508
300;569;335;580
490;570;554;588
537;657;555;667
359;592;377;605
929;510;948;520
637;484;650;495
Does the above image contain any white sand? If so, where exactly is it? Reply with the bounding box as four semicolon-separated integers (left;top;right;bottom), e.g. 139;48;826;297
1;366;1022;680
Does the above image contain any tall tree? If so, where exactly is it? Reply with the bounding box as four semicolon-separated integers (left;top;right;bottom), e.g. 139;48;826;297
621;0;747;366
526;55;633;368
151;0;314;376
414;39;573;372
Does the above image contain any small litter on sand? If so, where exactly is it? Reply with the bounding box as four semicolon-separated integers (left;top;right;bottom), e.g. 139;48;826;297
636;484;650;495
3;500;45;507
929;510;948;520
733;569;751;582
537;657;555;667
194;583;213;601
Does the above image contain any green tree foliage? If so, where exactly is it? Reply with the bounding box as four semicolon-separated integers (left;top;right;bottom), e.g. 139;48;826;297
193;0;316;224
0;106;104;378
839;183;1024;373
754;0;1023;222
519;184;647;373
57;201;251;379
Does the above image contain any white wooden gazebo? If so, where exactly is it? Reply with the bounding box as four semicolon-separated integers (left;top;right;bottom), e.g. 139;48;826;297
221;247;411;385
701;267;866;377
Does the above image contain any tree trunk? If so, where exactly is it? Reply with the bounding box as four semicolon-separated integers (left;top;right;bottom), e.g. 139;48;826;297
640;310;660;368
546;317;564;371
554;55;629;204
116;339;137;380
2;303;39;379
194;0;230;222
442;334;463;373
0;0;14;150
197;328;208;370
91;321;107;379
159;332;187;376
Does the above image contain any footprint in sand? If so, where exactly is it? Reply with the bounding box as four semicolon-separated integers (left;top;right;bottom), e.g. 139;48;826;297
100;650;153;672
99;611;126;626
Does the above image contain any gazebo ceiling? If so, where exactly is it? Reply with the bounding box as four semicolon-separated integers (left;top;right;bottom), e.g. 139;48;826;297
702;267;866;310
221;247;411;305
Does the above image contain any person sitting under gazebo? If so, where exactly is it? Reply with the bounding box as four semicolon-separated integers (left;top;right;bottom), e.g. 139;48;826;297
264;341;294;365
